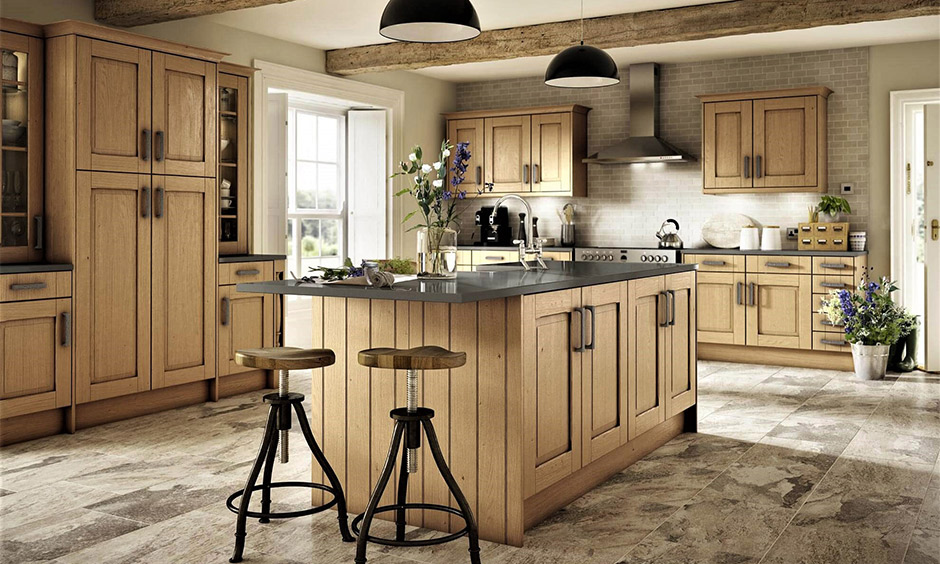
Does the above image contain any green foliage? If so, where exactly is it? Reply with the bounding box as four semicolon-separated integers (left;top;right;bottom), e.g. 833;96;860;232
376;257;417;275
817;195;852;216
819;277;917;345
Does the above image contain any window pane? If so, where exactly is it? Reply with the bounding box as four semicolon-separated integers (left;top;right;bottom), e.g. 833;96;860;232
301;218;320;258
317;164;339;209
296;162;317;209
318;116;338;162
320;219;340;257
297;112;317;161
286;218;294;258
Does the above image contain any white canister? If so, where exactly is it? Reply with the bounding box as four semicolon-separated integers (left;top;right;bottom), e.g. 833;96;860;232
849;231;867;251
760;226;782;251
739;225;760;250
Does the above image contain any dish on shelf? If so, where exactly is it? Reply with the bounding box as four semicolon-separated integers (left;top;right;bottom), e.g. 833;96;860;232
221;197;234;209
220;138;230;152
2;125;26;145
2;119;20;127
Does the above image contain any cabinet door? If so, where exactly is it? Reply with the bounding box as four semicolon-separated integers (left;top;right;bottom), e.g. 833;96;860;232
522;289;582;496
152;176;216;389
665;272;696;419
531;113;571;193
695;271;745;345
484;116;531;193
446;118;485;194
152;53;217;177
753;96;817;188
628;276;666;440
218;72;249;255
76;38;151;174
0;299;71;418
703;101;752;190
580;283;627;465
218;284;274;377
75;172;151;403
745;273;812;349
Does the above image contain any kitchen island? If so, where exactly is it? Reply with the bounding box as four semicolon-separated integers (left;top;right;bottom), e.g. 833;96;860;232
239;262;697;546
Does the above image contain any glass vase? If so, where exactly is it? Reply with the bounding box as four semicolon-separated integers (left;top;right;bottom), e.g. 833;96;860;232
417;227;458;278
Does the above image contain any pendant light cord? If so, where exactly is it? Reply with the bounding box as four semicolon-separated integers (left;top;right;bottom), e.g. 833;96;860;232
580;0;584;45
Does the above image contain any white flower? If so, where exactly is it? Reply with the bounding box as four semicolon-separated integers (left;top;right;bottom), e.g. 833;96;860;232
408;152;417;162
432;179;443;188
433;161;442;170
421;164;432;174
442;149;451;157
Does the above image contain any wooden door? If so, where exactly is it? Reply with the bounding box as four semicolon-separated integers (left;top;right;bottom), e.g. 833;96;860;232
0;299;71;418
522;289;582;496
695;272;745;345
753;96;817;188
628;276;666;440
75;172;151;403
745;273;811;349
484;116;531;193
703;101;752;190
580;283;627;466
665;272;696;419
446;118;485;194
218;284;274;377
218;72;249;255
151;175;216;389
152;53;217;177
76;38;151;174
531;113;571;193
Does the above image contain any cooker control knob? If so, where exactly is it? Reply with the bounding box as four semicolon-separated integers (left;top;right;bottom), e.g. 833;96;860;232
640;255;648;262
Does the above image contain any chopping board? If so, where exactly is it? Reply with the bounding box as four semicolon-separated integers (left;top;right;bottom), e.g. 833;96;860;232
701;213;755;249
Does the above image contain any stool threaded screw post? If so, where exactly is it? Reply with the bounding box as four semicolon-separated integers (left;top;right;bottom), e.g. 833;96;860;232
279;369;289;463
406;369;418;473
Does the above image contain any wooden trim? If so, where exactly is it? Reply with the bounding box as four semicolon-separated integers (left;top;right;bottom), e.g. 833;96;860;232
219;61;257;77
698;86;833;103
76;379;210;429
0;17;44;37
218;370;270;397
0;408;66;446
505;296;525;546
699;342;854;371
43;20;227;62
443;105;591;120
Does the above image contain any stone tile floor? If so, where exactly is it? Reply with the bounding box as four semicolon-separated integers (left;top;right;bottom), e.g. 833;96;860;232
1;361;938;563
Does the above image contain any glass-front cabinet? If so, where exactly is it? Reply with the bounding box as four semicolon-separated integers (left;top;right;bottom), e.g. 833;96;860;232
218;62;252;255
0;22;43;263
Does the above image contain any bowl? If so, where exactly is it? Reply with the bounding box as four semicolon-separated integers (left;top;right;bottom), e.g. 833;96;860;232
2;119;20;127
220;138;230;152
2;125;25;145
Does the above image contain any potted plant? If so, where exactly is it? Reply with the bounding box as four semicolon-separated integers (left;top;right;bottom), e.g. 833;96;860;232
392;140;472;278
817;195;852;222
819;278;915;380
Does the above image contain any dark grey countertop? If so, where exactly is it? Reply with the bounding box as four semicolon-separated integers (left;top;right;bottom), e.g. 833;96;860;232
219;254;287;263
0;263;73;274
680;248;868;257
238;261;695;303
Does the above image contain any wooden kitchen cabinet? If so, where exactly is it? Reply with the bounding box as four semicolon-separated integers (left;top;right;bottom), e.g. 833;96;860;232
218;63;253;255
693;271;745;345
627;276;666;439
446;118;485;194
485;115;530;193
664;272;696;419
218;285;274;376
531;113;571;193
152;53;216;178
698;87;830;194
745;273;812;350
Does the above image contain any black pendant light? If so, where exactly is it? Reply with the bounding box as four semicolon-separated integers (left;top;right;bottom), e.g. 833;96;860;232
544;0;620;88
379;0;481;43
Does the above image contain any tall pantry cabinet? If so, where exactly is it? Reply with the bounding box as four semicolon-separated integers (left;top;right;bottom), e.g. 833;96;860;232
44;22;223;403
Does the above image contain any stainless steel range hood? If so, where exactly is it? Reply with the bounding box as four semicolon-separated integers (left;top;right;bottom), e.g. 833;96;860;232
583;63;695;164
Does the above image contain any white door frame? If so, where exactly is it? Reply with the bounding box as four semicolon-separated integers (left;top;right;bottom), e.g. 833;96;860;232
251;60;404;258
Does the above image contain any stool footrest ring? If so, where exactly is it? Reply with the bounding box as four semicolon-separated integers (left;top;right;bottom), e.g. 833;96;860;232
226;481;338;520
351;503;469;547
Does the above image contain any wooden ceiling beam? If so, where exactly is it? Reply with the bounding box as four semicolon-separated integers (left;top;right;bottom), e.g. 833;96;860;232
326;0;940;75
95;0;299;27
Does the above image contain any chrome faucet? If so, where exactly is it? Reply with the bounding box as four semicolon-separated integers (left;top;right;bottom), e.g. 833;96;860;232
489;194;548;270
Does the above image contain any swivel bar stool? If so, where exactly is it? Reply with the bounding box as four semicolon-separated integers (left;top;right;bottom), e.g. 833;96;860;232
353;345;481;564
226;347;354;563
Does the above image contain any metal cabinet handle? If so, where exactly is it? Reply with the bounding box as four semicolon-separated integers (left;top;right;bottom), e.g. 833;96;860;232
748;282;756;306
484;256;505;261
573;307;586;352
668;290;676;326
756;155;762;178
475;166;482;186
34;216;43;250
702;260;725;266
820;282;846;288
736;282;743;305
820;263;846;269
142;186;151;218
534;164;540;184
142;129;151;161
820;320;844;328
743;155;750;179
816;225;828;231
659;291;670;327
833;239;844;245
766;261;791;268
821;339;847;346
10;282;46;291
523;164;529;184
236;269;260;276
584;305;596;350
155;187;164;218
221;297;230;326
61;312;71;347
155;131;164;162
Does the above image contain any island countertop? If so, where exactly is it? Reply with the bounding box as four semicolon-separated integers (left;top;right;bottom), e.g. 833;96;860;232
238;261;696;303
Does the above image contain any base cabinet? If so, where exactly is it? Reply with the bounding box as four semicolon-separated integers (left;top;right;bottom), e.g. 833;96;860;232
218;261;277;377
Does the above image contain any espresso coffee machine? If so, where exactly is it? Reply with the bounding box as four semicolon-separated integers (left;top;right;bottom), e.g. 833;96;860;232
475;205;512;246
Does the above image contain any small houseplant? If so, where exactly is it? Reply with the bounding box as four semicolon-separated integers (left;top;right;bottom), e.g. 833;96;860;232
819;277;914;380
817;195;851;222
392;140;471;278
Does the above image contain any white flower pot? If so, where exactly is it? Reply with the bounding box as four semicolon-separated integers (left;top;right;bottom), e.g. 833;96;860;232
851;343;890;380
818;211;843;223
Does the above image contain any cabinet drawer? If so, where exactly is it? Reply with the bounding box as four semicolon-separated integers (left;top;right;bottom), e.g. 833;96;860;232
812;275;857;294
0;272;71;302
813;332;851;352
220;261;274;285
746;255;811;274
456;250;472;267
813;312;845;332
812;256;862;275
683;254;744;272
541;250;573;262
472;249;516;265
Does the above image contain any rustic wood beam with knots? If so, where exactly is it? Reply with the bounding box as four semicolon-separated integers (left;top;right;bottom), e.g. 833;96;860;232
95;0;300;27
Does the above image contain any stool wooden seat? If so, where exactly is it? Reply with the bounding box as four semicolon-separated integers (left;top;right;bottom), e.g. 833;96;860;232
235;347;336;371
357;346;466;370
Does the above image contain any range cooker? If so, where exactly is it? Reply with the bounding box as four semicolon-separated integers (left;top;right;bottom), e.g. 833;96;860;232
574;247;679;264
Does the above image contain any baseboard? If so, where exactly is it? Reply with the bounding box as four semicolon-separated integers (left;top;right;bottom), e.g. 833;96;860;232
699;342;854;371
76;380;211;429
0;409;67;446
218;370;271;398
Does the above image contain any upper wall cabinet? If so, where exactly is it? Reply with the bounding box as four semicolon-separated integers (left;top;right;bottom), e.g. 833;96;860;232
698;87;831;194
444;105;589;197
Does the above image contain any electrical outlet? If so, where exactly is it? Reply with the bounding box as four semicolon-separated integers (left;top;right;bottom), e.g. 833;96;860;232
840;183;854;195
786;227;798;240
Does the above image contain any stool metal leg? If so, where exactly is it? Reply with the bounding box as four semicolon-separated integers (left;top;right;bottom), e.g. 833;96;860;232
395;446;409;542
258;421;279;524
278;369;289;463
293;402;355;542
230;406;278;563
355;421;405;564
422;419;482;564
405;369;418;473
